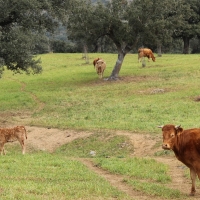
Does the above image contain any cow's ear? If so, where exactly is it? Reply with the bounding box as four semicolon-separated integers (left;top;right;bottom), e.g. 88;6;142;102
175;126;183;135
158;125;163;128
175;125;181;129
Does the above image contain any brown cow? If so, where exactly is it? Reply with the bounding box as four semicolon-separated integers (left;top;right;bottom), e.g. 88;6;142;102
95;59;106;79
159;124;200;196
0;126;27;155
138;48;156;62
93;57;101;67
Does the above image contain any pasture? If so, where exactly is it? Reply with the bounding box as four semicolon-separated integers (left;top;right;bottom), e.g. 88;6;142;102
0;53;200;199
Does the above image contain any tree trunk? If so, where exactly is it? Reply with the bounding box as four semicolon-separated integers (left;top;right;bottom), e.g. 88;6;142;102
157;43;162;57
108;50;126;80
183;36;190;54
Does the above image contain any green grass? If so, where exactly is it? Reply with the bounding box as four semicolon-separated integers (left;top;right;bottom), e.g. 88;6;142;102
56;132;134;158
1;53;200;132
0;52;199;199
56;134;185;199
0;153;128;200
126;180;182;199
94;157;171;183
93;157;183;199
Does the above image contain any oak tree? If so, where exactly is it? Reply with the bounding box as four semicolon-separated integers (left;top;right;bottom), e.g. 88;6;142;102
0;0;69;77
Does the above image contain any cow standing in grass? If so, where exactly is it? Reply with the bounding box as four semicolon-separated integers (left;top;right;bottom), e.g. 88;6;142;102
159;124;200;196
94;59;106;79
138;48;156;62
0;126;27;155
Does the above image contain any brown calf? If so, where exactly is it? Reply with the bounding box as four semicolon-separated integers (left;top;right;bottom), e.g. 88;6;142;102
0;126;27;155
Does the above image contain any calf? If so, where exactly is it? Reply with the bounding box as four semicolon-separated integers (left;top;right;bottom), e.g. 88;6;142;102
95;59;106;79
0;126;27;155
159;124;200;196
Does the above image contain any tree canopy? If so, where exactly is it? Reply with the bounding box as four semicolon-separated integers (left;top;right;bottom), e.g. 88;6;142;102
1;0;200;78
67;0;183;79
0;0;69;77
171;0;200;53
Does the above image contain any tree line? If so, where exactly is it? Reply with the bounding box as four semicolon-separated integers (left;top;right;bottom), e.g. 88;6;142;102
0;0;200;78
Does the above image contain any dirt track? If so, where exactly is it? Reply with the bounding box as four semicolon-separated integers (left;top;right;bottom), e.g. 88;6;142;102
19;126;200;199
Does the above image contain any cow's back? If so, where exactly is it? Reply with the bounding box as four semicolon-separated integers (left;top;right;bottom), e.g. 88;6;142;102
0;128;16;142
143;48;153;56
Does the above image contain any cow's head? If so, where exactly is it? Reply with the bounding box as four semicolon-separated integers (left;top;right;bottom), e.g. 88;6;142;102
152;56;156;62
93;58;101;67
158;124;183;150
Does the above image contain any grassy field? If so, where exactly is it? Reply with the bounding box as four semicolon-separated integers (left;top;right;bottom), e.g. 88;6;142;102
2;53;200;132
0;53;199;199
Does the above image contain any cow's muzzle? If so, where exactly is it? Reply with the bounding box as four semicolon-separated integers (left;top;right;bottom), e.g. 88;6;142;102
162;143;171;150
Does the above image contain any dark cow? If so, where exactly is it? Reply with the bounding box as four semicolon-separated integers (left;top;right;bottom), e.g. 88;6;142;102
138;48;156;62
159;124;200;196
0;126;27;155
95;59;106;79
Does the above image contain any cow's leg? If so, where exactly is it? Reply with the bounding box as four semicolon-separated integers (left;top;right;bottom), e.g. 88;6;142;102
99;73;102;79
190;168;196;196
18;139;26;154
2;147;5;155
0;143;5;155
102;70;104;78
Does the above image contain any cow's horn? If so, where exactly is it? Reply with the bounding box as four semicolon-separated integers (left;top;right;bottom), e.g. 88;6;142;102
175;125;181;129
158;125;163;128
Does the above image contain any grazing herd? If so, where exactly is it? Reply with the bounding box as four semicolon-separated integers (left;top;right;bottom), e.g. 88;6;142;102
2;49;199;196
93;47;155;79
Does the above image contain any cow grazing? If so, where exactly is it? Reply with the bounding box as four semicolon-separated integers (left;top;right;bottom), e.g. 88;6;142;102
95;59;106;79
159;124;200;196
138;48;156;62
93;57;101;67
0;126;27;155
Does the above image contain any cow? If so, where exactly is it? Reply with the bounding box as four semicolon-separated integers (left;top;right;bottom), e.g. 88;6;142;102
159;124;200;196
95;59;106;79
138;48;156;62
93;57;101;67
0;126;27;155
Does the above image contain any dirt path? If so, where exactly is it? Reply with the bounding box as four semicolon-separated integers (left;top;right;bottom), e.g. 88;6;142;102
16;126;199;199
79;158;163;200
25;126;93;152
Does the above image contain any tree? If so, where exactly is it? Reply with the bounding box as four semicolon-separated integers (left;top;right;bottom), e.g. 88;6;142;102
171;0;200;54
67;0;140;80
67;0;178;80
0;0;69;77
